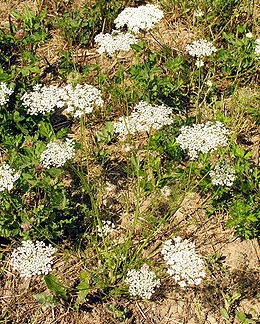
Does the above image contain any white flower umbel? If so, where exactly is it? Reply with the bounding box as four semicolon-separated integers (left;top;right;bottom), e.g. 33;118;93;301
113;101;173;136
21;84;66;115
186;39;217;58
209;164;235;186
161;237;206;287
10;240;56;279
255;39;260;56
186;39;217;66
0;82;13;106
245;32;253;38
194;9;204;17
40;139;75;168
114;4;164;33
125;264;160;299
97;220;115;237
176;121;229;159
62;84;104;118
0;164;20;192
95;30;138;55
22;83;104;117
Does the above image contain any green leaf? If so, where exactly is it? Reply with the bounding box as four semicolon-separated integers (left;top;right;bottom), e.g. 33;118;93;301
13;111;25;122
38;121;55;140
33;292;59;306
236;312;247;321
236;312;255;323
130;44;143;52
220;307;230;320
75;271;90;305
244;152;252;159
231;291;241;301
56;127;70;138
47;168;64;176
150;67;163;74
44;274;68;300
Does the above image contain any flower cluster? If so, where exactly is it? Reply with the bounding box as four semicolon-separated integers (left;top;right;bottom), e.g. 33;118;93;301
0;164;20;192
0;82;13;106
21;83;103;117
21;84;65;115
62;84;104;118
161;237;206;287
209;164;236;186
176;121;229;159
161;186;171;198
113;101;173;136
194;9;204;17
40;139;76;168
186;39;217;66
125;264;160;299
114;4;164;33
10;240;56;278
97;220;115;237
95;31;138;55
255;39;260;56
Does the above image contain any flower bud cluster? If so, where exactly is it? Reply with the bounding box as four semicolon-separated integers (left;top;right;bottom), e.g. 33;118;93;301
97;220;115;237
113;101;173;136
114;4;164;33
125;264;160;299
176;121;229;159
161;237;206;287
95;30;138;55
0;164;20;192
209;164;235;186
21;83;103;117
40;139;75;168
0;82;13;106
10;240;56;278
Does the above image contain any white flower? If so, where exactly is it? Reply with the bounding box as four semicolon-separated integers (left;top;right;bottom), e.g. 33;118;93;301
62;84;104;118
245;32;253;38
161;237;206;287
176;121;229;159
95;30;138;55
113;101;173;136
161;186;171;198
209;164;235;186
195;59;204;67
114;4;164;33
97;220;115;237
206;80;213;87
0;82;13;106
186;39;217;59
194;9;204;17
10;240;56;278
40;139;75;168
21;83;104;117
0;164;20;192
255;39;260;55
21;84;66;115
125;264;160;299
